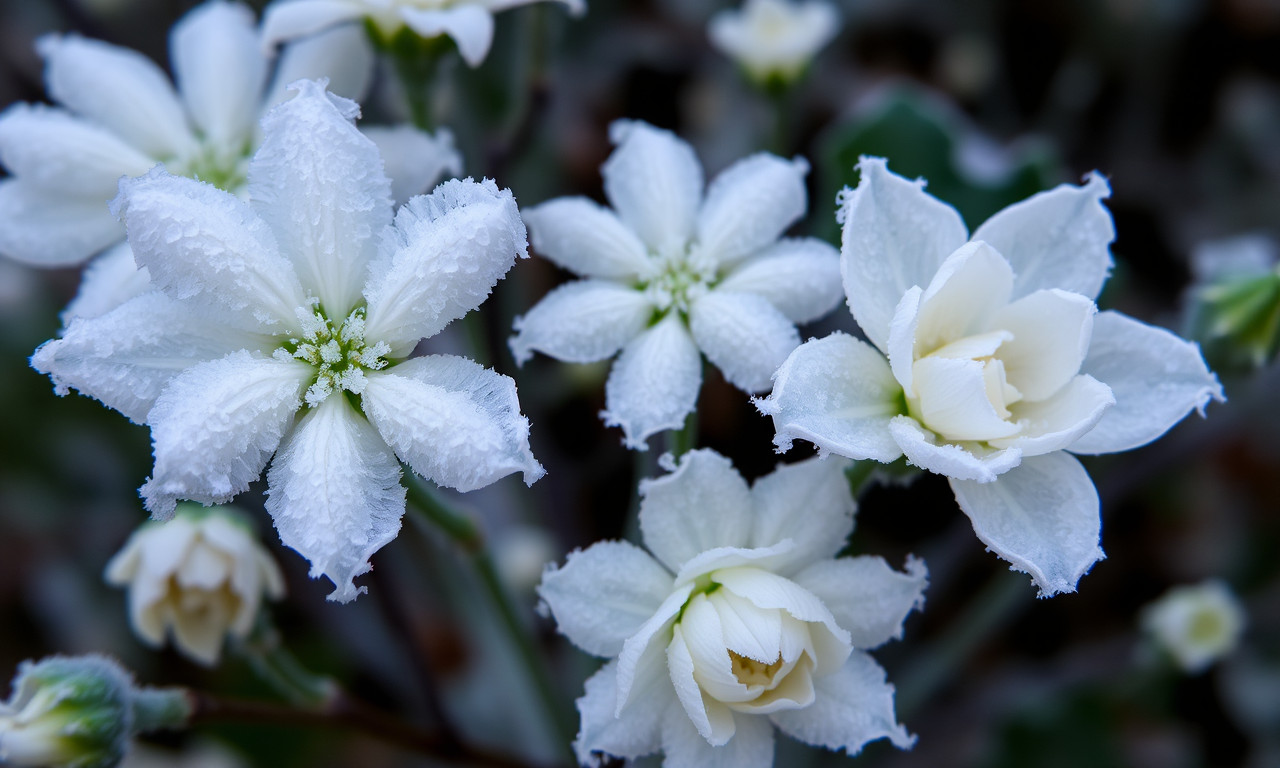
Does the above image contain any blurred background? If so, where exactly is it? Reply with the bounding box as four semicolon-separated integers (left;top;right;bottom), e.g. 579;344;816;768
1;0;1278;766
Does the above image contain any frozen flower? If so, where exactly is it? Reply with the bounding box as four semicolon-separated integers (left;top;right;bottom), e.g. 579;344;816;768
539;449;926;767
708;0;840;86
33;80;542;602
261;0;587;68
105;504;286;666
510;120;843;449
760;158;1223;596
1142;580;1246;674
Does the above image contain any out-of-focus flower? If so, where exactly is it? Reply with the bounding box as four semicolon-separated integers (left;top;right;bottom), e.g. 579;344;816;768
33;81;541;602
1142;580;1246;674
261;0;587;68
511;120;842;449
0;655;190;768
539;449;926;766
1187;235;1280;370
708;0;839;87
105;504;285;666
760;157;1223;596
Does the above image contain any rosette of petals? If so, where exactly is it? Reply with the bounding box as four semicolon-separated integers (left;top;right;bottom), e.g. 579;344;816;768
510;120;842;449
32;80;542;602
105;504;285;666
539;449;926;767
1141;580;1246;674
708;0;840;86
759;157;1224;596
261;0;587;68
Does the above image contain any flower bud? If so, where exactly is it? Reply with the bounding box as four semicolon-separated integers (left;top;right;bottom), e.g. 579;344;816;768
1141;580;1246;674
708;0;840;89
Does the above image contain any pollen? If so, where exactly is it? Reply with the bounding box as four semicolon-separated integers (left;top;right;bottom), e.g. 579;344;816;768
282;306;391;407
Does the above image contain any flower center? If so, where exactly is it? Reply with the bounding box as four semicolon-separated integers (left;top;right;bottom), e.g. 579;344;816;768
280;306;391;407
642;250;717;314
169;141;250;194
729;651;783;687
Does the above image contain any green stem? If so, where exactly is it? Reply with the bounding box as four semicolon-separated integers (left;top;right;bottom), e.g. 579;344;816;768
235;615;337;708
665;410;699;458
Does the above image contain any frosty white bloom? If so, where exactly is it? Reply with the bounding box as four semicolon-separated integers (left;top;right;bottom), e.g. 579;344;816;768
1142;580;1246;674
32;80;542;602
708;0;840;85
511;120;843;449
105;504;286;666
760;158;1224;596
539;449;926;767
261;0;587;68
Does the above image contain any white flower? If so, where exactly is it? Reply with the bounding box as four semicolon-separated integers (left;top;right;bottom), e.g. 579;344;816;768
105;504;286;666
708;0;840;85
539;449;926;767
510;120;843;449
1142;580;1246;674
32;80;542;602
760;157;1224;597
261;0;587;68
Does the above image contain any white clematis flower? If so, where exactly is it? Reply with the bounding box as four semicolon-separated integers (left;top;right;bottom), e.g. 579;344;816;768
539;449;926;767
708;0;840;86
1142;580;1246;674
759;157;1224;596
510;120;843;449
105;504;286;666
32;80;542;602
261;0;587;68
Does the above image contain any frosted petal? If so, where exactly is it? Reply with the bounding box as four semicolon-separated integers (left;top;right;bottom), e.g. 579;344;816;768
888;415;1021;482
639;449;753;573
661;702;773;768
0;179;121;267
171;1;265;151
574;660;667;765
601;314;703;450
716;238;842;325
696;153;808;266
0;104;154;197
509;279;652;365
522;196;652;279
770;651;914;754
792;555;927;650
989;374;1114;456
602;120;704;255
363;125;462;206
62;243;151;321
749;455;854;571
690;291;799;393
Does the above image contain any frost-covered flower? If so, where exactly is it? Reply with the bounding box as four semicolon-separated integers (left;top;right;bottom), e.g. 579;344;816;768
760;158;1223;596
261;0;587;68
33;80;542;602
708;0;840;86
1142;580;1246;674
105;504;285;666
510;120;842;449
539;449;926;767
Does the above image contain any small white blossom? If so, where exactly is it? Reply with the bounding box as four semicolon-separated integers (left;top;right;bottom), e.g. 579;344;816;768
33;80;542;602
511;120;843;449
1142;580;1246;674
760;157;1224;596
539;449;926;767
105;504;286;666
708;0;840;85
261;0;587;68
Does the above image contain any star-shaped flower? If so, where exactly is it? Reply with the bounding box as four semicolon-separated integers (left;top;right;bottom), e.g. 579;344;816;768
33;80;542;602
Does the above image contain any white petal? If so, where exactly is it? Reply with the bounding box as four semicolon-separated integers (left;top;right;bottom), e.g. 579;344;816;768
602;120;704;255
990;375;1114;456
141;351;311;516
264;21;374;108
911;356;1020;442
759;332;904;462
616;583;694;711
886;285;922;394
673;542;796;589
695;153;809;266
175;542;231;590
363;125;462;207
662;702;773;768
839;157;969;352
114;169;307;329
748;455;854;570
0;179;120;267
709;590;782;667
509;279;652;365
481;0;586;12
522;196;652;279
0;104;154;196
712;568;851;675
1069;311;1224;455
666;625;737;746
690;291;799;393
639;449;754;573
400;6;495;67
363;178;526;355
260;0;366;52
31;292;261;423
574;660;668;765
249;79;391;316
39;33;194;159
601;314;703;450
716;238;843;325
538;540;673;658
266;394;406;602
770;651;914;754
913;241;1013;356
361;355;543;491
171;1;265;151
62;243;151;321
991;288;1096;401
971;173;1114;301
888;415;1022;482
678;595;754;704
791;555;927;650
950;451;1103;597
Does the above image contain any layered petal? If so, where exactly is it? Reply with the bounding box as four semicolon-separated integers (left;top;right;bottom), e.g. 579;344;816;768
1069;311;1223;455
62;243;151;321
509;280;653;365
260;0;367;53
791;556;927;650
661;701;773;768
0;104;154;197
363;125;462;206
616;583;695;710
667;624;738;746
950;451;1103;596
913;241;1013;356
639;449;755;573
264;22;374;109
574;660;668;765
715;238;842;325
910;356;1021;442
770;651;914;754
695;153;808;266
888;415;1021;482
171;1;266;151
713;568;851;675
601;314;703;449
266;394;406;602
748;455;854;569
689;291;799;393
400;5;495;68
989;374;1114;456
602;120;704;255
361;355;543;491
0;179;121;267
991;288;1096;401
522;197;653;279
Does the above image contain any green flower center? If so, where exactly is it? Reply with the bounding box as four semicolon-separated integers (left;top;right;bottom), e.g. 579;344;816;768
642;250;718;314
280;307;391;407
